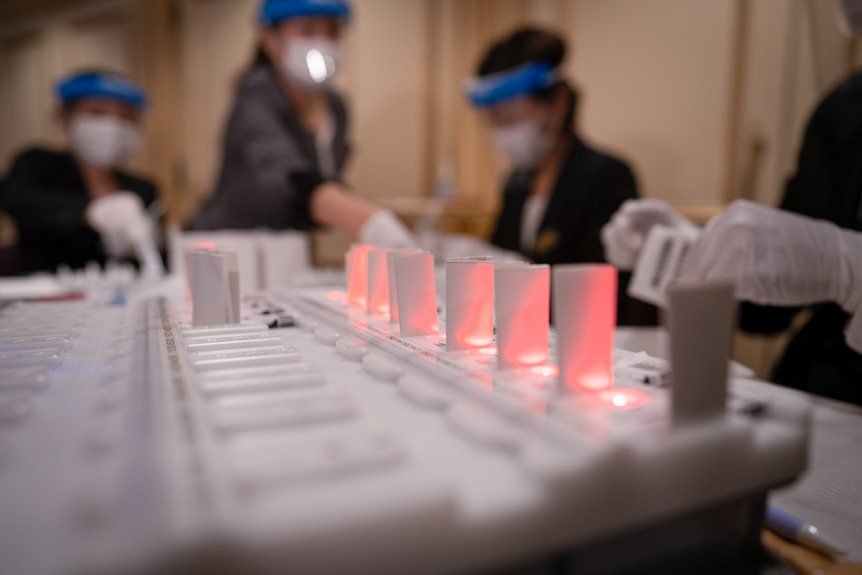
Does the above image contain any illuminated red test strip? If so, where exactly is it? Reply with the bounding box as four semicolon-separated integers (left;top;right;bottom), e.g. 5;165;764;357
393;252;438;337
346;245;372;309
446;257;494;351
553;264;616;393
367;248;390;316
494;263;550;370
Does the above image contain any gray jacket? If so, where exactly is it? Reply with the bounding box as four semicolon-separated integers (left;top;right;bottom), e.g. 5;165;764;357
191;65;349;230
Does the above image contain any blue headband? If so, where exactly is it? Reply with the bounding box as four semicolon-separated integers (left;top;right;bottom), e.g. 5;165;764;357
465;61;557;108
259;0;351;25
56;72;147;109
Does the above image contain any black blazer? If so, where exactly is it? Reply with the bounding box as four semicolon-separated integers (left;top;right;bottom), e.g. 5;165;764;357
191;65;350;231
740;70;862;405
491;134;657;326
2;148;157;274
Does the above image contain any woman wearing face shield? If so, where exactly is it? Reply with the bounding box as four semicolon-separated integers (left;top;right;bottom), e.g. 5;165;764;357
467;28;656;325
2;70;163;276
190;0;414;249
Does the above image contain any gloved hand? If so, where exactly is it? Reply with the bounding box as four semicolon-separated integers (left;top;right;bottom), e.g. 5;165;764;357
601;199;700;269
358;210;418;249
681;200;862;351
86;192;159;269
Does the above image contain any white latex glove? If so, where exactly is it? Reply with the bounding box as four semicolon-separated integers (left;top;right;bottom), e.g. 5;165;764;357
358;210;418;249
681;200;862;352
601;199;700;269
86;191;164;277
417;231;525;263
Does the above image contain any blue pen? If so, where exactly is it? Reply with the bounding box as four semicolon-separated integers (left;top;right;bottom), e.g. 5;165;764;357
765;506;847;558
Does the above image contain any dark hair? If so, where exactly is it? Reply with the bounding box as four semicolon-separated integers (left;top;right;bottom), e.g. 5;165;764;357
250;43;274;70
477;27;578;132
235;43;275;91
58;67;136;116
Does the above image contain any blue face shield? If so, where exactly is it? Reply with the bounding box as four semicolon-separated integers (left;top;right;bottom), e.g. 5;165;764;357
56;73;147;109
258;0;352;26
464;61;557;108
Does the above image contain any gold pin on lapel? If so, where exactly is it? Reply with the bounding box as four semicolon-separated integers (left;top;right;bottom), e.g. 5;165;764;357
535;229;560;254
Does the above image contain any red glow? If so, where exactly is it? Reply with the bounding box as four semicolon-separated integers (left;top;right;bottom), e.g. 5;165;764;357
555;265;616;393
597;388;648;410
530;365;558;378
446;258;494;351
367;249;391;316
393;252;439;337
347;245;371;309
326;291;346;301
495;264;550;370
479;347;498;355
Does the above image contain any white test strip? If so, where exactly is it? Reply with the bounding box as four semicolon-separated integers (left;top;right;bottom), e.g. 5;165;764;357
185;338;283;353
191;351;302;372
0;322;81;334
189;345;294;359
629;225;699;308
200;369;326;396
196;362;318;383
182;324;269;337
210;392;357;433
0;348;64;368
0;333;74;350
183;331;278;345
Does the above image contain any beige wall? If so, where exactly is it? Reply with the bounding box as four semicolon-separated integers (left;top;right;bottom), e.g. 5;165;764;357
0;0;856;225
570;0;737;208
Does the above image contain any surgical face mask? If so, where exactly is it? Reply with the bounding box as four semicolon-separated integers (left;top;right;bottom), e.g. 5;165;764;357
491;112;557;169
69;115;140;168
282;37;342;89
839;0;862;36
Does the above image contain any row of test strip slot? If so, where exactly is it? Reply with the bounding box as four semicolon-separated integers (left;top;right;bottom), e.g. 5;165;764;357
173;319;410;500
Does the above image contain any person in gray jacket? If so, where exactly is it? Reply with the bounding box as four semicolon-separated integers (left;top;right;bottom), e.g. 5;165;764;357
191;0;413;248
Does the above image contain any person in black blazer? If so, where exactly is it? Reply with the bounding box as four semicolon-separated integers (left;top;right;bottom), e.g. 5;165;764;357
466;28;656;325
2;70;158;274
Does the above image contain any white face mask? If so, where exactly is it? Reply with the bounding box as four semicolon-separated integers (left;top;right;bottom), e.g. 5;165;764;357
69;115;140;168
491;112;557;169
282;37;342;89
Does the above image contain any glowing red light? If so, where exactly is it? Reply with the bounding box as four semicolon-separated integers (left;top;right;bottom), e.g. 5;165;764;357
554;265;616;393
597;389;648;410
446;258;494;351
393;252;438;336
530;365;558;378
346;245;371;309
367;249;391;316
495;264;550;370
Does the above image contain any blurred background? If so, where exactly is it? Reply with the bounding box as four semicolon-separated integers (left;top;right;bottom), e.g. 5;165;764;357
0;0;859;373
